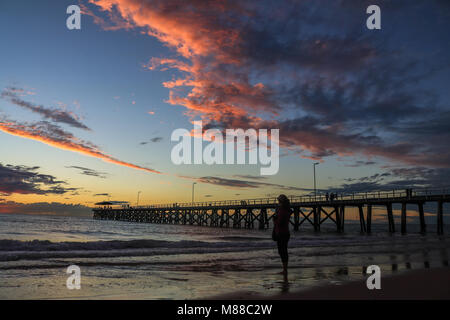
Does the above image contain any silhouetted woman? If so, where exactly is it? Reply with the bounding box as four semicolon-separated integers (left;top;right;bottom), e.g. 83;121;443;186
272;194;291;280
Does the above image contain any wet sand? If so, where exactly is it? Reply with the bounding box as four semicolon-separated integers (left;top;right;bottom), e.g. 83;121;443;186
210;267;450;300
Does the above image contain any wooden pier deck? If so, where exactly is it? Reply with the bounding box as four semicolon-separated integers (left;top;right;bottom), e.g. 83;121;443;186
93;188;450;234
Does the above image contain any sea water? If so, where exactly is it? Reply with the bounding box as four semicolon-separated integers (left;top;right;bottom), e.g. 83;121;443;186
0;213;448;299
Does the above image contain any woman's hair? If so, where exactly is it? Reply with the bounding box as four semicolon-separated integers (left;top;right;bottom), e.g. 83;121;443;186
277;194;290;208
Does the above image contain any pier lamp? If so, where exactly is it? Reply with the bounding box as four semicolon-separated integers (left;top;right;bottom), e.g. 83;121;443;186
137;191;142;206
192;183;197;205
313;162;319;200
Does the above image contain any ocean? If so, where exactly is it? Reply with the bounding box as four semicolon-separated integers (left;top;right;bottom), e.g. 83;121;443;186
0;213;449;299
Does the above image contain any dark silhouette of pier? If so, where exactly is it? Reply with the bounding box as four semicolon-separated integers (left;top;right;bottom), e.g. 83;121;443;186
93;188;449;234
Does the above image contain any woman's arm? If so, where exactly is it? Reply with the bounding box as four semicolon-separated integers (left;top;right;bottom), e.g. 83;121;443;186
274;208;279;220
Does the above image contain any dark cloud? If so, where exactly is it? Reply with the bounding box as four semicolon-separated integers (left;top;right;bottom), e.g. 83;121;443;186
94;193;110;197
152;137;163;142
1;87;90;130
0;163;77;195
66;166;108;178
344;161;377;168
94;200;129;205
344;172;391;183
197;176;261;189
0;201;91;217
140;137;163;145
189;175;313;192
332;167;450;193
232;174;268;180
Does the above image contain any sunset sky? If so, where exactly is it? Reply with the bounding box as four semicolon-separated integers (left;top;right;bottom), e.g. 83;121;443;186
1;0;449;215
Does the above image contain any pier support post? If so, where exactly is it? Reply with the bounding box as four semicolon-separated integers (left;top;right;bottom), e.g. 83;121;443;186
293;207;299;231
233;209;241;228
340;206;345;232
202;209;208;226
220;209;228;227
245;208;254;229
366;205;372;234
401;202;407;235
418;202;426;234
244;209;248;229
189;210;194;225
198;210;202;226
437;200;444;235
334;206;341;232
211;209;218;227
387;203;395;233
173;210;178;224
314;206;320;232
182;210;187;225
258;208;266;230
264;208;269;229
358;205;366;233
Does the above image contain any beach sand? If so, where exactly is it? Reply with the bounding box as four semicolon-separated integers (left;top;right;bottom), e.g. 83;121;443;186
210;267;450;300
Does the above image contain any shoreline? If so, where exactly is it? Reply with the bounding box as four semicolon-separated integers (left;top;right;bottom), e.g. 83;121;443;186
209;267;450;300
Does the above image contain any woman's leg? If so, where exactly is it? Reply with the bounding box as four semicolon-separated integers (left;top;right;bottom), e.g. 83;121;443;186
277;238;289;279
281;240;288;279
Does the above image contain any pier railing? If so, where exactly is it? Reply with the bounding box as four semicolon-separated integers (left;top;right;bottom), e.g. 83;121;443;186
133;187;450;209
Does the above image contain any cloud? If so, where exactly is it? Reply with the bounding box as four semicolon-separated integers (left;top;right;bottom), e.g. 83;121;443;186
0;119;161;174
232;174;268;180
0;163;77;195
66;166;108;178
331;167;450;193
1;85;161;174
79;1;135;31
88;0;450;173
344;161;377;168
180;175;313;192
94;193;110;196
1;86;35;96
1;87;90;130
140;136;163;145
94;200;129;205
0;201;92;217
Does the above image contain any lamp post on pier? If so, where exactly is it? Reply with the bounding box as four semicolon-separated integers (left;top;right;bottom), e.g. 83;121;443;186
137;191;142;206
192;183;197;205
313;162;319;200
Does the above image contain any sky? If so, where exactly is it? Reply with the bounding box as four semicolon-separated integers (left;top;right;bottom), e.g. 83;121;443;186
0;0;449;215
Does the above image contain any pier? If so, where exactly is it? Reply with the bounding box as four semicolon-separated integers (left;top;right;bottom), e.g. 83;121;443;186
93;188;449;234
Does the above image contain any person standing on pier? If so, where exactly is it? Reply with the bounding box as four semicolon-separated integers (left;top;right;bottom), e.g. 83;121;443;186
272;194;291;281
